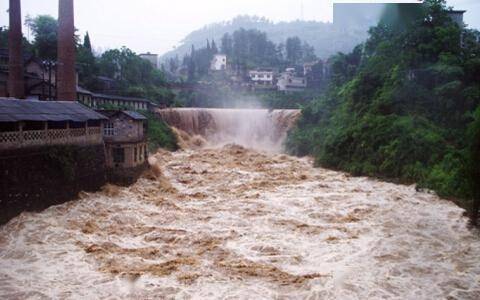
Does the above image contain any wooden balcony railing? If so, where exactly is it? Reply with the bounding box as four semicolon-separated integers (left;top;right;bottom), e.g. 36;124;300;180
0;127;103;150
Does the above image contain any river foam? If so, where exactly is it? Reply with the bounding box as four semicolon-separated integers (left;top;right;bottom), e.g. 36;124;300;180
1;145;479;299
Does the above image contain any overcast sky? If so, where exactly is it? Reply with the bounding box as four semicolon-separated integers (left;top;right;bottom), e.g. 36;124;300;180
0;0;478;56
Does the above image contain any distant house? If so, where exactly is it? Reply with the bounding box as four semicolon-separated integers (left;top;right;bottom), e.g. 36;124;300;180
277;68;307;92
211;54;227;71
249;69;276;88
98;110;148;184
447;10;466;27
139;52;159;69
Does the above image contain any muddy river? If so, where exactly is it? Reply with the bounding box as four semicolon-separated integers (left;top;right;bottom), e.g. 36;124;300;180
0;109;479;299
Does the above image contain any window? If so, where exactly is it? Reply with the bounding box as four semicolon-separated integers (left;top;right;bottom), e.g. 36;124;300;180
104;122;115;136
134;147;138;162
113;148;125;163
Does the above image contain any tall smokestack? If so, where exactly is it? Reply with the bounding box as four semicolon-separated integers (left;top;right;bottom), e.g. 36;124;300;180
57;0;76;101
8;0;25;99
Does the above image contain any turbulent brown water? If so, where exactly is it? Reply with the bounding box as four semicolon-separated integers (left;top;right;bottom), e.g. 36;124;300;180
1;109;480;299
157;108;301;152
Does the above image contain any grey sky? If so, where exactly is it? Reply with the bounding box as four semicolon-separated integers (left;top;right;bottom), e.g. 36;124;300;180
0;0;478;56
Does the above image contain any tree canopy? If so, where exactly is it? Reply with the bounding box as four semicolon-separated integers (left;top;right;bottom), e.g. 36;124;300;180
287;0;480;222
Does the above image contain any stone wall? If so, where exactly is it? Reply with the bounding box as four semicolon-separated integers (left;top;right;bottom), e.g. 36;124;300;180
107;162;148;187
0;144;106;224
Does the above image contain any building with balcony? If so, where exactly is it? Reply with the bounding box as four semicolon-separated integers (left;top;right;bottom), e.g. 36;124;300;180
0;98;106;151
249;69;276;88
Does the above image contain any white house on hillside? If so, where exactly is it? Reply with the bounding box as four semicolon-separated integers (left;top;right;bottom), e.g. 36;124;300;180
249;69;275;87
277;68;307;92
210;54;227;71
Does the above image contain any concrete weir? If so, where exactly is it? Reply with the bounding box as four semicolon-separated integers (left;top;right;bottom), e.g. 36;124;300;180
156;108;301;152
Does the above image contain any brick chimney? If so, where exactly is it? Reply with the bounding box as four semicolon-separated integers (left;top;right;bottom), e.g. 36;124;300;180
57;0;76;101
8;0;25;99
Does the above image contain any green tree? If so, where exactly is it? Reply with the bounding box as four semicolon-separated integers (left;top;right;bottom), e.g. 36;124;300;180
288;0;480;223
188;45;196;81
77;33;97;89
221;33;233;56
286;37;302;65
468;107;480;225
25;15;58;60
211;39;218;54
83;31;92;52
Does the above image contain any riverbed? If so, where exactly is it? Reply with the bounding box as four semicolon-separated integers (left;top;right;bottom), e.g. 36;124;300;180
1;144;479;299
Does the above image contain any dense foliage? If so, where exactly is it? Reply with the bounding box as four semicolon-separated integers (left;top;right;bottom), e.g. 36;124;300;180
287;1;480;221
95;47;174;105
143;111;178;152
176;28;317;81
161;15;378;62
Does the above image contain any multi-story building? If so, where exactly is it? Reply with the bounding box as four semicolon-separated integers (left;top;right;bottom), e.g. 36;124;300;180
447;10;466;27
210;54;227;71
249;69;276;87
98;110;149;184
0;98;106;151
277;68;307;92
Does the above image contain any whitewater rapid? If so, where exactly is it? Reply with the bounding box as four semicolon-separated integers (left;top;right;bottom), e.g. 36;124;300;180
157;108;301;152
0;144;479;299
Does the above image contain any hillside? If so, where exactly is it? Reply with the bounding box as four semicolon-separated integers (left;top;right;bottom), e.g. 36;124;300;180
160;15;378;62
287;1;480;223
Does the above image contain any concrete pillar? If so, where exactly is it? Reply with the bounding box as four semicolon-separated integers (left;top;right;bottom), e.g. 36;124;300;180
8;0;25;99
57;0;76;101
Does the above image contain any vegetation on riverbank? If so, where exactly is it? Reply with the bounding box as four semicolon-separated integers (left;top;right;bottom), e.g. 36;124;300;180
143;112;179;152
287;0;480;221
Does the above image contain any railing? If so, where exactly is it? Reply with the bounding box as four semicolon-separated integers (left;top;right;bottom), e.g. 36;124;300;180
0;127;103;150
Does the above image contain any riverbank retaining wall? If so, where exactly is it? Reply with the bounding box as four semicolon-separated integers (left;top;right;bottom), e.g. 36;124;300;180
0;145;106;225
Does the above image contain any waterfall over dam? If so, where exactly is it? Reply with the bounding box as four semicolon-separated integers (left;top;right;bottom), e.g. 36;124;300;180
156;108;301;152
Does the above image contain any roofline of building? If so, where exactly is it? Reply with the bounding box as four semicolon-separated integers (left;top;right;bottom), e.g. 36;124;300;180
91;93;151;103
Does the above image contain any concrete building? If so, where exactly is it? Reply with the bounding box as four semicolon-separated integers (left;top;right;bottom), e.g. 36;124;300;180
211;54;227;71
139;53;159;69
99;110;148;184
447;10;466;27
249;69;276;87
277;68;307;92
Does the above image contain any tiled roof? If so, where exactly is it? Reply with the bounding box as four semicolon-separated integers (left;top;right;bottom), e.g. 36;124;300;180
0;98;107;122
96;110;147;121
